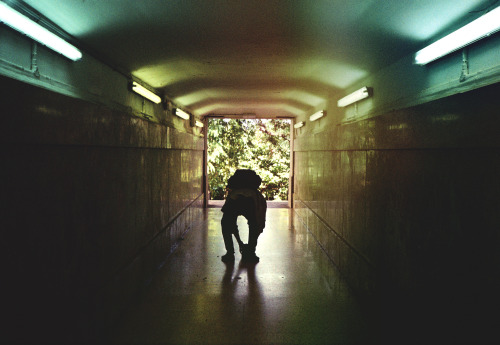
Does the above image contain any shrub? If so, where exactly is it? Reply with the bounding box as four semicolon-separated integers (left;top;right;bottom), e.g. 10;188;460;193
207;119;290;200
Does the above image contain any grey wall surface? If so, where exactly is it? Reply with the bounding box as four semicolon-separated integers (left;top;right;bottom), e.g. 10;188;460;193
293;82;500;344
1;75;204;343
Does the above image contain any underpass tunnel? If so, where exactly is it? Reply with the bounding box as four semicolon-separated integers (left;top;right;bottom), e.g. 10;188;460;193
1;1;500;344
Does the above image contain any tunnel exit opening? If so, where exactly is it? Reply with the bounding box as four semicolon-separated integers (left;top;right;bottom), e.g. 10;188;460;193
204;117;292;208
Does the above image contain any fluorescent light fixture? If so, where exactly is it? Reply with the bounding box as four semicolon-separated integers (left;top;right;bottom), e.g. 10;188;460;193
0;2;82;61
309;110;325;122
337;87;370;107
195;120;204;128
294;121;305;129
415;6;500;65
131;82;161;104
174;108;190;120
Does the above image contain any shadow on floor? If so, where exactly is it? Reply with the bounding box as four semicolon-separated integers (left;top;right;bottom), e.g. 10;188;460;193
109;208;373;345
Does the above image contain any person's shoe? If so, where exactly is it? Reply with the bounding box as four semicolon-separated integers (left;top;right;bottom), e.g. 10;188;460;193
221;253;235;263
242;252;260;263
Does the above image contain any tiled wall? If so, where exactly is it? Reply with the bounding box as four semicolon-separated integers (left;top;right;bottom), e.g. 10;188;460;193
293;82;500;342
1;76;204;342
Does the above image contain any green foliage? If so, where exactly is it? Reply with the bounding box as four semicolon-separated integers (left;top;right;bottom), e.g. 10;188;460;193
207;119;290;200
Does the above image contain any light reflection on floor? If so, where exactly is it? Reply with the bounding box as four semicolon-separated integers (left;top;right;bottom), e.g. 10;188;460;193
110;208;373;344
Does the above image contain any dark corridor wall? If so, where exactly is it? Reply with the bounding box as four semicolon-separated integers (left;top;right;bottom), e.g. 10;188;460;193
1;76;204;343
293;82;500;343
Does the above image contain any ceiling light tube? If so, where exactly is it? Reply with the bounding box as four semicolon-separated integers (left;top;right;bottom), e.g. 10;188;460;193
294;121;305;129
309;110;325;122
415;6;500;65
0;2;82;61
337;87;370;107
131;81;161;104
195;120;204;128
174;108;190;120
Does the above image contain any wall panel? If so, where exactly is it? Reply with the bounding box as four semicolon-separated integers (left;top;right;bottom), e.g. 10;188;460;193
293;81;500;343
1;75;204;343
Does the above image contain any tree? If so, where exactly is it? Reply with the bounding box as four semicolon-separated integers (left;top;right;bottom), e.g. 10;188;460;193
207;119;290;200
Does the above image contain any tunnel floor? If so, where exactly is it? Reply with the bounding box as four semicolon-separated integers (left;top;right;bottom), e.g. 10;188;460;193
109;207;374;344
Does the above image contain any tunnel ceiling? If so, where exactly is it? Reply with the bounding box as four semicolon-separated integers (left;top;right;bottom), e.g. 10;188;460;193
21;0;494;118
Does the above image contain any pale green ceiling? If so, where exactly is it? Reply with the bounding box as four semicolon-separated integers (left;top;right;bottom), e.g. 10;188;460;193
21;0;496;117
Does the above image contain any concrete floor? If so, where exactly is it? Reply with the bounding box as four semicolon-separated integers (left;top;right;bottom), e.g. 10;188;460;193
110;207;374;344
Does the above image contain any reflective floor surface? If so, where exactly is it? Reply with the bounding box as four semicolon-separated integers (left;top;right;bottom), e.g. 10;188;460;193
110;208;374;344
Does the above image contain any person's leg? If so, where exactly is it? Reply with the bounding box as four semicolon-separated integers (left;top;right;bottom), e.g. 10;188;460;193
221;212;238;261
247;221;260;253
236;198;260;262
242;218;260;262
233;230;245;253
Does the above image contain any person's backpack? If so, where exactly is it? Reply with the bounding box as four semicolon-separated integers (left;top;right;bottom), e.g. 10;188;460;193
227;169;262;190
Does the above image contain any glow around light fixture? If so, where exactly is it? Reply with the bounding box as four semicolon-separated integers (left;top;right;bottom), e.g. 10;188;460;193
0;2;82;61
294;121;305;129
195;120;204;128
174;108;190;120
415;6;500;65
309;110;325;122
337;87;371;107
131;82;161;104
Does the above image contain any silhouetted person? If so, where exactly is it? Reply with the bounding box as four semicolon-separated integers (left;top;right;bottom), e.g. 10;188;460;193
221;169;267;263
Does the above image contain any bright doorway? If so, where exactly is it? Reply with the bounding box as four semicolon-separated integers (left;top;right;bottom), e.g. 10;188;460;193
205;118;292;207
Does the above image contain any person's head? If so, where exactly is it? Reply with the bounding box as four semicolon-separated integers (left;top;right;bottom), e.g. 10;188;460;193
228;169;261;189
